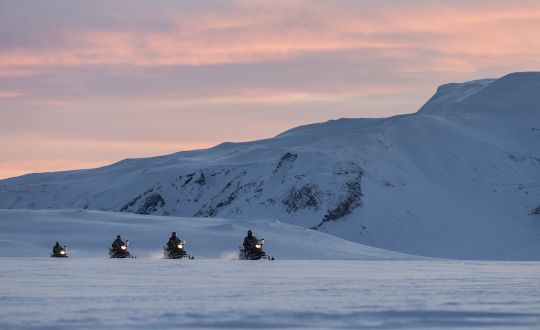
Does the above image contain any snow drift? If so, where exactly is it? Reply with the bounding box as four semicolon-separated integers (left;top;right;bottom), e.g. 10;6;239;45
0;209;413;259
0;72;539;260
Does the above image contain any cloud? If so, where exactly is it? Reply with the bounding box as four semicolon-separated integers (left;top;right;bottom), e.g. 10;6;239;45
0;90;23;98
2;1;540;71
1;1;540;178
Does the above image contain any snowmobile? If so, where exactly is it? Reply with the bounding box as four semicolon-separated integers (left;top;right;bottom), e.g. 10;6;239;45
51;245;68;258
239;239;274;260
163;239;194;259
109;240;135;258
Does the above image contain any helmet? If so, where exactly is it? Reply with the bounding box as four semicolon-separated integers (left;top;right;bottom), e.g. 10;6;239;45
117;235;121;239
172;232;176;237
247;230;252;237
55;241;60;246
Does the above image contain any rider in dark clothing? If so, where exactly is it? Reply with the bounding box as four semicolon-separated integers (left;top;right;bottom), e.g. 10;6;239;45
52;241;63;255
167;232;181;250
112;235;125;251
243;230;258;250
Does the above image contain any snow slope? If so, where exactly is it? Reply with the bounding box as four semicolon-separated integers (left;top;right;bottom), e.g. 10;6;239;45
0;209;412;260
1;72;539;260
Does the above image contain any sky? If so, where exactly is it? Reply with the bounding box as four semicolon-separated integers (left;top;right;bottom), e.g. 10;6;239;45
1;0;540;179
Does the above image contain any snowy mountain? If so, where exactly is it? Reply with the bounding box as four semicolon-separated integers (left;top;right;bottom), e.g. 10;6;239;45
1;72;539;260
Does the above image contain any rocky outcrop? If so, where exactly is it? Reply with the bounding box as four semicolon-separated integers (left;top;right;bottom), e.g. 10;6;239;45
194;170;248;217
137;193;165;215
282;184;320;213
120;188;154;212
182;173;196;187
119;159;365;226
322;180;362;222
274;152;298;174
195;173;206;185
120;188;166;215
313;165;364;229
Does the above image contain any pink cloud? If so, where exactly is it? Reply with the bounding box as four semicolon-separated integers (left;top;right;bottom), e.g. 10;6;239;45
0;2;538;78
1;2;539;78
2;1;540;178
0;90;23;98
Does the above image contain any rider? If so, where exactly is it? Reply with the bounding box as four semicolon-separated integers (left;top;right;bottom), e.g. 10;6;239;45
166;232;182;250
243;230;258;250
52;241;63;255
111;235;125;252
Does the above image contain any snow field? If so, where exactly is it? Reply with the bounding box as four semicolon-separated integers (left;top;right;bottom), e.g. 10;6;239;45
1;209;539;329
0;259;539;329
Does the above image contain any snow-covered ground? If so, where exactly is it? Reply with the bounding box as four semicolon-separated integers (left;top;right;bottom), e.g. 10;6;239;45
1;259;539;329
1;209;539;329
0;209;413;260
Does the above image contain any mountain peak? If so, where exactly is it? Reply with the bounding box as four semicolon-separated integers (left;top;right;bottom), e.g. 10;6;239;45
419;71;540;116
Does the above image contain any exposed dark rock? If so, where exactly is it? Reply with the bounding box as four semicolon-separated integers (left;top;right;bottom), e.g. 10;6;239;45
210;171;222;177
221;171;247;193
194;203;212;217
136;193;165;215
195;173;206;185
239;181;258;193
255;182;264;193
216;190;237;209
313;169;364;229
323;180;363;222
221;180;234;193
195;189;237;216
254;182;264;198
282;184;320;213
120;188;154;212
194;170;252;217
195;206;216;217
182;173;195;187
274;152;298;174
